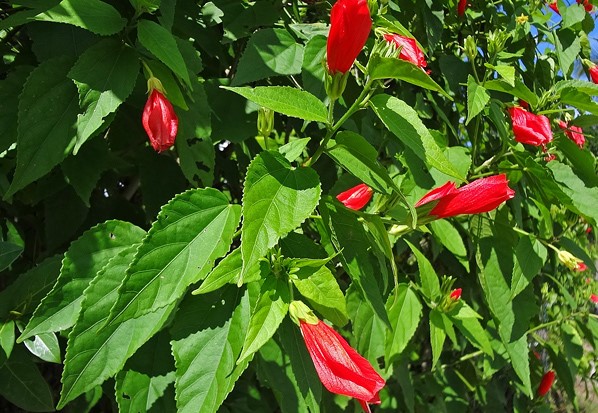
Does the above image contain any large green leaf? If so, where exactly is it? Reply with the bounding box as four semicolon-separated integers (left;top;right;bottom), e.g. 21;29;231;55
405;240;440;302
429;220;469;271
58;246;174;408
370;94;464;181
116;370;175;413
0;242;23;272
326;131;395;195
232;28;304;86
192;248;261;295
33;0;126;35
368;54;451;99
238;276;290;362
239;151;321;283
0;256;62;319
466;75;490;125
137;19;191;88
0;66;32;154
290;264;348;327
510;236;547;299
278;319;322;413
548;161;598;225
484;79;538;106
171;285;253;413
447;302;493;356
19;221;145;341
385;284;422;364
554;29;581;75
0;345;54;412
223;86;328;123
108;188;241;324
4;56;79;199
346;286;386;365
320;199;390;326
429;309;448;370
68;39;139;153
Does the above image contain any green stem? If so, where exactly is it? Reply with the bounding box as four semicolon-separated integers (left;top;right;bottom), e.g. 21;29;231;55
305;79;374;167
527;311;586;335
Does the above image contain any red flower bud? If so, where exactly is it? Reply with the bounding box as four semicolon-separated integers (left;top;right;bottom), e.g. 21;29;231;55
142;89;178;153
450;288;462;300
589;65;598;84
549;1;560;14
508;107;553;146
590;293;598;304
415;174;515;219
326;0;372;74
558;120;585;148
299;320;385;412
458;0;468;16
576;262;588;272
383;34;427;69
537;370;556;397
577;0;593;12
337;183;373;210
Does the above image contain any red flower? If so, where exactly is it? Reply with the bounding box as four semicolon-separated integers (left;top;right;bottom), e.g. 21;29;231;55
415;174;515;219
590;294;598;304
383;34;427;69
337;183;373;210
326;0;372;74
549;1;560;14
509;107;553;146
300;320;385;412
577;0;593;12
558;120;585;148
450;288;462;300
142;89;178;153
576;262;588;272
589;65;598;84
458;0;468;16
537;371;556;396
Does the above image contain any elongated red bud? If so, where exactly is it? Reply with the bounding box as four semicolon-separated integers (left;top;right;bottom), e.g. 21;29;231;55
450;288;462;300
142;89;178;153
537;371;555;397
336;183;373;210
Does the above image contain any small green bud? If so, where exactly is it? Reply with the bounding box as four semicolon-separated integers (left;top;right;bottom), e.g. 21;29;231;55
289;301;319;325
464;35;477;61
325;71;350;101
257;107;274;138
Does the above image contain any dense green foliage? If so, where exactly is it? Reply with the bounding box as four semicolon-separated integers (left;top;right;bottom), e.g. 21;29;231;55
1;0;597;412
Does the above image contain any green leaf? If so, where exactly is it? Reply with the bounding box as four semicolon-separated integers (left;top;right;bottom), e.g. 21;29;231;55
232;28;304;86
429;220;469;271
511;236;547;299
144;59;188;110
346;286;386;364
405;240;441;302
326;131;395;195
22;332;61;363
0;0;61;31
68;39;139;153
447;302;493;356
192;248;261;295
385;284;422;364
33;0;126;35
278;319;322;413
19;221;145;341
301;35;327;101
58;246;175;408
0;242;23;272
490;64;515;87
0;345;55;412
368;54;452;99
370;94;464;181
116;370;175;413
0;66;32;154
171;285;253;413
548;161;598;225
176;82;215;187
553;79;598;96
291;264;348;326
137;19;191;88
429;309;448;370
561;3;586;28
484;79;538;106
108;188;241;324
320;199;390;326
0;321;15;366
279;138;311;163
0;256;62;320
223;86;328;123
4;56;79;199
466;75;490;125
238;276;290;362
256;338;311;413
554;29;581;75
239;151;321;283
555;136;598;188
